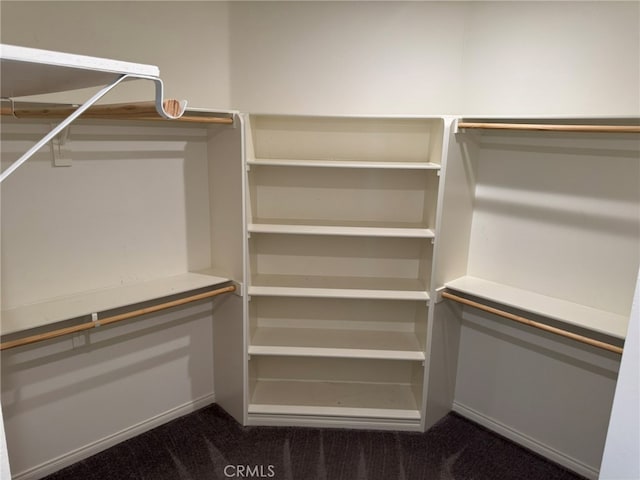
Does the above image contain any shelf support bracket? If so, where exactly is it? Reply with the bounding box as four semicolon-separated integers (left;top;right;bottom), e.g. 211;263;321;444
51;122;72;167
0;74;130;183
0;74;186;183
434;286;446;304
452;118;460;134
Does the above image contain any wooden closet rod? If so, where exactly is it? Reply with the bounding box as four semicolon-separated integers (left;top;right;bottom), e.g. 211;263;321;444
457;122;640;133
0;101;234;125
0;284;236;351
441;291;623;354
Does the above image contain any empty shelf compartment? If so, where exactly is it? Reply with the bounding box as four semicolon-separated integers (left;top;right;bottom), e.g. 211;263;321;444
248;115;444;166
247;166;439;230
248;234;432;298
248;296;427;360
248;356;424;420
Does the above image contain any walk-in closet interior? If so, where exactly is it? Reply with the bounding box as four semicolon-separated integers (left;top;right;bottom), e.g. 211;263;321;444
1;2;639;480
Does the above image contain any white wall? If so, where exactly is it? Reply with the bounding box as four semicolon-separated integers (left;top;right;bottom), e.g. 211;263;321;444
0;390;9;480
1;302;219;478
600;273;640;480
229;1;467;115
461;1;640;115
453;308;621;479
230;1;640;116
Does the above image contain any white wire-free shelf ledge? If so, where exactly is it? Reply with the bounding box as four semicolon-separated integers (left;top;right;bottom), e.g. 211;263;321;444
248;222;434;238
445;276;629;339
0;44;159;98
249;275;429;301
247;158;440;170
1;271;231;336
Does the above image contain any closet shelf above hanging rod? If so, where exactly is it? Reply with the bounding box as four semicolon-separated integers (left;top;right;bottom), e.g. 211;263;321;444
443;276;629;339
456;121;640;133
1;271;235;337
1;101;235;125
441;291;623;354
0;283;236;351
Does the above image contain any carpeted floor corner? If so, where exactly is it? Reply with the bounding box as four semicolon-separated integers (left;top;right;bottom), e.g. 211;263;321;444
42;404;587;480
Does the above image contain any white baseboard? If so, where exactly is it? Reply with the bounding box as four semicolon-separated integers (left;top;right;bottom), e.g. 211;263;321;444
452;401;599;480
13;393;216;480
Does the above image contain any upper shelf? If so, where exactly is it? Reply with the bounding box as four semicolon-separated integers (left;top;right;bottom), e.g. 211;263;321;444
248;221;435;238
445;276;630;339
1;271;231;337
0;44;159;98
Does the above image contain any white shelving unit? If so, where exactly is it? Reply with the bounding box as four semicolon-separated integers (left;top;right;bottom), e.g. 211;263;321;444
1;45;246;480
445;276;630;339
1;45;242;345
438;119;639;342
243;114;446;429
433;118;639;477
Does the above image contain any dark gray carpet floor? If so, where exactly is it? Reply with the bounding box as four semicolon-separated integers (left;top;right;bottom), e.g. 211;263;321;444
42;404;587;480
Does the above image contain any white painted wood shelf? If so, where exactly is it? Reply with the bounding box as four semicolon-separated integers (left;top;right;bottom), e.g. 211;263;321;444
247;158;440;170
0;44;159;98
1;271;231;336
445;276;629;339
248;221;434;238
249;275;429;301
249;327;425;360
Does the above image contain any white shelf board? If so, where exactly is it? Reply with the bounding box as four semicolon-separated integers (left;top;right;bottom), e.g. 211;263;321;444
249;380;421;420
1;272;231;336
248;404;421;420
249;327;425;360
445;276;629;339
248;158;440;170
248;222;434;238
1;44;160;98
249;275;429;301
